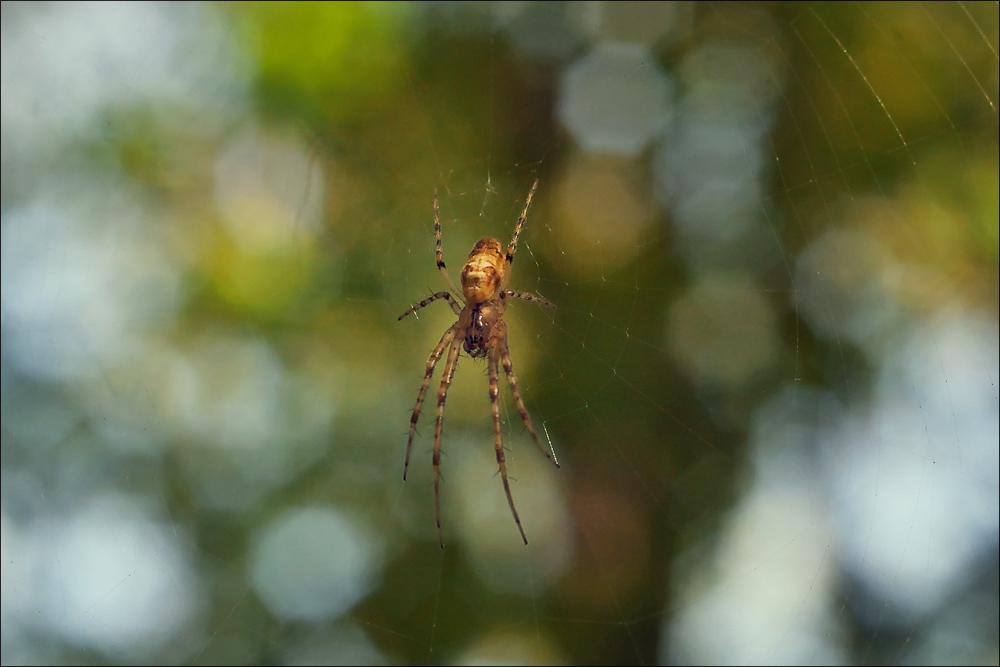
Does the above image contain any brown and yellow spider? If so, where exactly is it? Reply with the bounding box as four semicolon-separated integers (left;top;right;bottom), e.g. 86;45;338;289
398;179;559;548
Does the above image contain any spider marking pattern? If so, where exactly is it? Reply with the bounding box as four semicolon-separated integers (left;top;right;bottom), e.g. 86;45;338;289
398;179;559;548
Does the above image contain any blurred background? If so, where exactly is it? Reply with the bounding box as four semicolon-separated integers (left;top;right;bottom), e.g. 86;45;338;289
2;2;997;664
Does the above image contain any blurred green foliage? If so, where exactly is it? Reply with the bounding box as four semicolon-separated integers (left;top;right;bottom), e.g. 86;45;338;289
233;2;412;124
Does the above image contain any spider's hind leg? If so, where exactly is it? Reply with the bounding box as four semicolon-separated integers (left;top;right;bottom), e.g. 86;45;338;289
505;179;539;265
433;185;464;299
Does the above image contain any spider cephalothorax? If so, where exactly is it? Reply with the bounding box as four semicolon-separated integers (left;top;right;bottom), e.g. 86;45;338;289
398;180;559;548
463;302;500;357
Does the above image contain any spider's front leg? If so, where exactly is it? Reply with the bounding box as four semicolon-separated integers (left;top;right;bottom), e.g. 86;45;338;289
499;331;559;468
488;322;529;545
432;335;463;549
404;326;457;481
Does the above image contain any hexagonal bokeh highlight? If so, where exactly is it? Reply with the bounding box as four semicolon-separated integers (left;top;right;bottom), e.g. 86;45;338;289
558;42;673;156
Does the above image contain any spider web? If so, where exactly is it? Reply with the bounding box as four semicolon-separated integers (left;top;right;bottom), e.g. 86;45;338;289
1;2;997;665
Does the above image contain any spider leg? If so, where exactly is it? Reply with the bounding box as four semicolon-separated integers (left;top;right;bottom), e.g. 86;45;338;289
433;334;463;549
503;290;555;310
505;179;539;265
398;290;462;321
433;185;464;300
404;326;458;482
500;328;559;468
489;327;529;545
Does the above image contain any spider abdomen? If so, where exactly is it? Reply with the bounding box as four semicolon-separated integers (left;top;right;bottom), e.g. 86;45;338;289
461;238;505;304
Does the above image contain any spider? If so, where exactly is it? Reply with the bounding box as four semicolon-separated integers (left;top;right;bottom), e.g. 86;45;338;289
398;179;559;548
